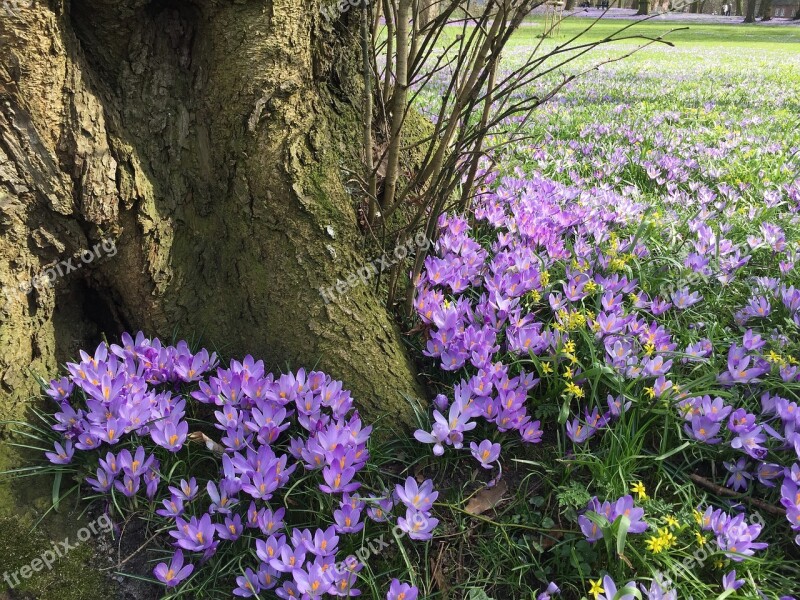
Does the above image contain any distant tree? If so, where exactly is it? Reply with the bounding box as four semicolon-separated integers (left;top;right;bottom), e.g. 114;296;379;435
760;0;772;18
637;0;650;13
744;0;757;20
734;0;743;14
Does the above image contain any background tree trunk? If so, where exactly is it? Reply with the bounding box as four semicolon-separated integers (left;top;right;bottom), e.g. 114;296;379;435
419;0;440;26
744;0;757;20
760;0;772;19
0;0;424;429
637;0;649;15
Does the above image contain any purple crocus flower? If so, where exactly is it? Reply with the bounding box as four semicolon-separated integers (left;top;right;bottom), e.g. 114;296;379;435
156;495;185;519
168;477;199;502
153;549;193;587
386;579;419;600
216;514;244;541
233;567;261;597
170;513;216;551
150;419;188;452
305;525;339;557
397;508;438;540
294;563;332;598
257;507;286;535
114;473;141;497
597;575;637;600
537;581;561;600
256;534;287;564
730;426;767;459
723;457;752;492
685;416;722;444
396;477;438;512
722;570;744;591
45;440;74;465
718;344;770;385
85;465;114;493
578;513;604;542
334;503;365;533
470;440;501;469
118;446;151;478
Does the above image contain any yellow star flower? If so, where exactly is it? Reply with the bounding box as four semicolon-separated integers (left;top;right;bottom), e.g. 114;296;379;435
588;579;605;600
631;480;648;501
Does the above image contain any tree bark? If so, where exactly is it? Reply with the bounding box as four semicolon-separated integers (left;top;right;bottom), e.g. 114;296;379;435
760;0;772;19
637;0;649;15
744;0;757;20
0;0;424;426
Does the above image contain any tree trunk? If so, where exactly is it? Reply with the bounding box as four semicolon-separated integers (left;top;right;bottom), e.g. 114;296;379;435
735;0;743;14
760;0;772;19
419;0;440;27
637;0;649;14
744;0;757;20
0;0;424;428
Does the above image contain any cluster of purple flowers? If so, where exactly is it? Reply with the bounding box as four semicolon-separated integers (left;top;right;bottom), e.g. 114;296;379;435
409;156;800;563
44;333;435;598
699;506;767;561
577;495;648;543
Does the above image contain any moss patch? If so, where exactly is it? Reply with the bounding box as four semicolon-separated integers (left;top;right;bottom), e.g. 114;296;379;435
0;512;108;600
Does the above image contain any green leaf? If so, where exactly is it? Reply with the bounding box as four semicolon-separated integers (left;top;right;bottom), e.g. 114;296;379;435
613;586;642;600
615;514;631;557
52;471;63;512
467;589;495;600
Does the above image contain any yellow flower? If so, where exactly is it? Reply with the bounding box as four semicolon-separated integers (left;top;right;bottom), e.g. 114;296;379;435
540;271;550;287
645;535;665;554
609;258;626;271
588;579;605;600
766;350;782;364
664;515;679;529
644;387;656;400
564;340;576;354
645;527;676;554
693;509;704;525
643;342;656;357
565;382;584;398
695;531;707;546
631;481;648;501
540;362;553;375
563;366;573;380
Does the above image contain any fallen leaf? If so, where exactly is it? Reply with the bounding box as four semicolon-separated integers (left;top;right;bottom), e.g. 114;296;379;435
465;479;508;515
188;431;225;455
